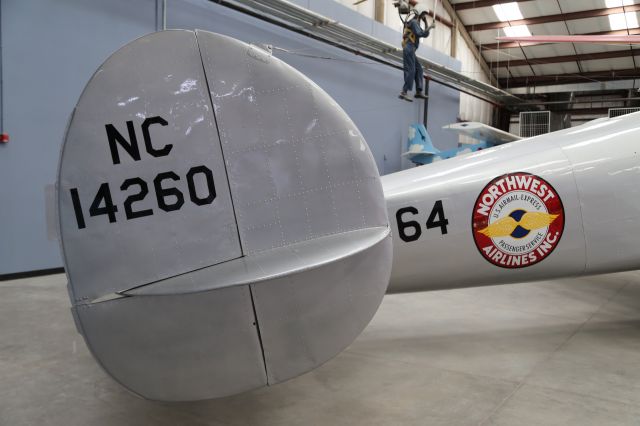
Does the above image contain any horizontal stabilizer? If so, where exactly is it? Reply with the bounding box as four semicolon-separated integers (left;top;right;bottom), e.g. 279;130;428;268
444;122;521;145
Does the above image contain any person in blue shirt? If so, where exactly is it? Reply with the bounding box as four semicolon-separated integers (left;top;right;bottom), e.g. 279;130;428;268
399;4;435;102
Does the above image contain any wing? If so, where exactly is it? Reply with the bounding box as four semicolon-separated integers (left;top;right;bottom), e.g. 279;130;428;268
443;122;521;145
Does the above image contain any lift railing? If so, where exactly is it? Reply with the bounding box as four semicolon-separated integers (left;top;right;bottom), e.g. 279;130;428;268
213;0;521;106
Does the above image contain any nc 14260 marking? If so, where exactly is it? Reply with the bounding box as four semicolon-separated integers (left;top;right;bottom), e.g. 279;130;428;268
68;116;216;230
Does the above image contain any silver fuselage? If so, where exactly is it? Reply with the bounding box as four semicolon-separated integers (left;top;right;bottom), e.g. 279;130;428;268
384;115;640;293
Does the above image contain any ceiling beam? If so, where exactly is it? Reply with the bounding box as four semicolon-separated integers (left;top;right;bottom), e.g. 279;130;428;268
454;0;534;12
492;48;640;68
499;68;640;87
467;5;640;32
508;78;640;94
425;10;455;28
480;29;640;50
550;107;612;115
516;96;636;106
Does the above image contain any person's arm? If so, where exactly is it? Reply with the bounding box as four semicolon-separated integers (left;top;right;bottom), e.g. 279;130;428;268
410;19;431;39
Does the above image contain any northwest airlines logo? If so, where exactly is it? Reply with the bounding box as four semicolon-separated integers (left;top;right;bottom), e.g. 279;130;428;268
472;172;564;268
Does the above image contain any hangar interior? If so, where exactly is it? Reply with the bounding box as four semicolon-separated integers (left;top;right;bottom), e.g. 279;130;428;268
2;0;640;425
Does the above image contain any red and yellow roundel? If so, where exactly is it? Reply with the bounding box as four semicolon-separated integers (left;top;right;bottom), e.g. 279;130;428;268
472;172;564;268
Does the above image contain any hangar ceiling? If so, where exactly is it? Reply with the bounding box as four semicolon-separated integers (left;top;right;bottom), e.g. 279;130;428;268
452;0;640;115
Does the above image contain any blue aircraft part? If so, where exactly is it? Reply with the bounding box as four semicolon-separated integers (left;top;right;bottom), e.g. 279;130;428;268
407;124;438;155
406;124;492;166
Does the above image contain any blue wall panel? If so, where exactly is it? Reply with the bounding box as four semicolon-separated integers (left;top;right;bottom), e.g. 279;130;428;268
0;0;460;274
0;0;158;274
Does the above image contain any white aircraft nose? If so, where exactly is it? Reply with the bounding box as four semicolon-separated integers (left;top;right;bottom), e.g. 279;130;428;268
58;30;392;401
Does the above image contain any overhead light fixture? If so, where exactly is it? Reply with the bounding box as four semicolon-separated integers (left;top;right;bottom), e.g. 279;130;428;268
493;2;530;38
503;25;532;37
608;12;639;30
492;2;524;22
605;0;639;30
605;0;634;7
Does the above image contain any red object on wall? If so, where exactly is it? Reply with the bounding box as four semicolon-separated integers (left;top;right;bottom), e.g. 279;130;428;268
0;133;9;143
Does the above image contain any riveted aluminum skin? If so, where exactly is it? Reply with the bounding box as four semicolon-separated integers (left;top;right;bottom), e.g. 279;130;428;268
561;116;640;274
58;30;243;303
58;30;392;401
196;30;392;387
196;31;387;252
384;114;640;293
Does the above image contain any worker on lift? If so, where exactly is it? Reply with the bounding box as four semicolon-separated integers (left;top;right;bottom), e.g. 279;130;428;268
399;2;435;102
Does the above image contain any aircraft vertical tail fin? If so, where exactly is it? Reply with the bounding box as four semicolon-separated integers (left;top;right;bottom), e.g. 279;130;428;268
402;124;438;158
58;30;392;402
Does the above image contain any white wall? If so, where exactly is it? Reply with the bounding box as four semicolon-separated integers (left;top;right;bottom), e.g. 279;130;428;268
456;32;494;143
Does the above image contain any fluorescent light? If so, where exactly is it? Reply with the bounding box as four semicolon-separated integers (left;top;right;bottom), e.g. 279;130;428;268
492;2;524;22
626;12;639;28
605;0;635;7
608;12;639;30
609;13;627;29
492;2;531;38
503;25;532;37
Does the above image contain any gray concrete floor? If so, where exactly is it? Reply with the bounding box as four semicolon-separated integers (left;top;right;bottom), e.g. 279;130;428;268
2;272;640;426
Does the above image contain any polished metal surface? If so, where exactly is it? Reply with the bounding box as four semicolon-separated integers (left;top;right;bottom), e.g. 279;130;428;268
385;113;640;293
126;227;389;296
75;285;267;401
252;232;392;384
196;30;388;253
58;30;243;304
562;117;640;274
58;30;392;401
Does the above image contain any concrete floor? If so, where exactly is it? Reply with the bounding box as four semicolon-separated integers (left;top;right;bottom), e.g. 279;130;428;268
2;272;640;426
